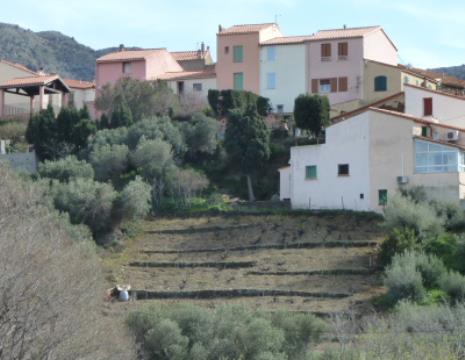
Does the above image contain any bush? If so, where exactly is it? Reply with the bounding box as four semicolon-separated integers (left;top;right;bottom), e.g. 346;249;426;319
379;227;420;266
127;304;326;360
131;138;173;181
440;271;465;303
89;144;129;183
181;112;220;160
383;194;445;240
0;119;27;143
426;233;465;274
49;178;117;238
415;253;448;289
384;252;426;304
89;127;129;150
38;155;95;182
116;176;152;220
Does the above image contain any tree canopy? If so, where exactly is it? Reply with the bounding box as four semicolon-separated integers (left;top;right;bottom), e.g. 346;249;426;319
293;94;330;139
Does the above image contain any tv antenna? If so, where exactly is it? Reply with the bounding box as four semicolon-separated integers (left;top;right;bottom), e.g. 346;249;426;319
274;14;282;24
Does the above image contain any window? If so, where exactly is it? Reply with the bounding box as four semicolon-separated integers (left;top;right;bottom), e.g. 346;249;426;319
233;45;243;63
321;43;331;60
233;72;244;90
305;165;317;180
338;164;349;176
319;79;331;93
378;190;388;206
404;76;409;84
338;42;348;59
277;104;284;113
360;193;364;199
338;77;348;92
224;46;229;54
193;83;202;92
177;81;184;95
421;126;429;137
267;46;276;61
266;73;276;89
122;62;132;74
415;139;463;173
423;97;433;116
374;75;387;92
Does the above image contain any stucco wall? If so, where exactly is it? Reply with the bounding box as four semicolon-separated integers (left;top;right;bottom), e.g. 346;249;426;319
288;112;371;211
70;88;96;110
96;60;146;88
307;38;364;105
362;60;402;103
260;43;307;113
167;77;217;102
363;30;398;66
405;85;465;127
279;167;291;200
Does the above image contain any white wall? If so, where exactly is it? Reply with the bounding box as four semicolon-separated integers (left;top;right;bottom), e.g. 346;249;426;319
287;112;371;211
279;167;291;200
168;77;216;103
363;30;398;66
405;85;465;127
71;88;95;110
260;44;307;113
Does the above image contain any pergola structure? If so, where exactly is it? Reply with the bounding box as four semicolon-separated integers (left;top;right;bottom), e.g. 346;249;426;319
0;74;70;118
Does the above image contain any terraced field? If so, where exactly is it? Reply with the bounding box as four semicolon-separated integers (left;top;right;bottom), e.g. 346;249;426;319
104;212;386;316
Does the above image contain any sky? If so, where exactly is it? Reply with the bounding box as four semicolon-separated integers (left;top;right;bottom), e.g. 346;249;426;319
0;0;464;68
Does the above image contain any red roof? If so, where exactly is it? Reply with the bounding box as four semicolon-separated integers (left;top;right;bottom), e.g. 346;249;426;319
0;74;61;88
159;66;215;81
311;26;380;40
171;50;208;61
64;78;95;89
218;23;277;35
96;49;167;63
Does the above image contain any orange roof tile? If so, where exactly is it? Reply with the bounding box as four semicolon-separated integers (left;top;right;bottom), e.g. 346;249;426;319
0;59;38;75
218;23;276;35
158;66;216;81
0;74;61;88
261;35;314;46
64;78;95;89
171;50;208;61
96;49;167;63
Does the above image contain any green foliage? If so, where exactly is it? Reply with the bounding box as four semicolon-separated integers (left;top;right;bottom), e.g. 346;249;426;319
116;176;152;220
131;138;173;181
208;89;271;117
95;78;180;120
110;98;134;128
26;105;96;159
293;94;330;138
127;304;327;360
0;120;27;145
89;127;129;150
89;144;129;183
181;112;220;160
207;89;220;116
379;227;420;266
38;155;94;182
426;233;465;274
47;178;117;238
439;271;465;303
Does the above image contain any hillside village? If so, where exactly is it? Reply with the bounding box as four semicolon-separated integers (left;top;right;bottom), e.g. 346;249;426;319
3;19;465;360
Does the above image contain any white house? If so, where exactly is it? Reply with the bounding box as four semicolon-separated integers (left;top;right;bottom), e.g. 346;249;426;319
280;86;465;213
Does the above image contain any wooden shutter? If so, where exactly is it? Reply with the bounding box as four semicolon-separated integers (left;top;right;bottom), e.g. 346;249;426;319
321;43;331;57
311;79;319;93
338;42;348;57
423;98;433;116
330;78;338;93
338;77;348;92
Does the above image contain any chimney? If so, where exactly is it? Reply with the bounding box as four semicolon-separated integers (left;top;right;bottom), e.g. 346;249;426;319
38;67;45;76
218;24;223;33
201;42;205;53
119;44;124;52
343;24;347;29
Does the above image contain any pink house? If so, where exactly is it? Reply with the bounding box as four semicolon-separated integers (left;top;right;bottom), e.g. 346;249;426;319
96;48;183;89
216;23;282;94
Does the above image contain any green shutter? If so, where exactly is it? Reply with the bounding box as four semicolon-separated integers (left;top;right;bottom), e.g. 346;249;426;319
305;165;317;179
374;76;387;92
233;45;243;63
421;126;428;137
233;72;244;90
378;189;388;206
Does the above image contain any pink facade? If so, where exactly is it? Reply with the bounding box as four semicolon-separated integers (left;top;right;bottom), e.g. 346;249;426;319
96;60;146;88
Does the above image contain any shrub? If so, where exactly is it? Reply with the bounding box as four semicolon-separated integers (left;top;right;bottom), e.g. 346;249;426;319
415;253;448;289
166;168;209;206
116;176;152;220
384;252;426;304
0;120;27;143
38;155;94;182
426;233;465;274
89;144;129;183
89;127;129;150
49;178;117;238
383;194;444;239
432;200;465;231
181;112;220;159
379;227;420;266
440;271;465;303
130;138;173;181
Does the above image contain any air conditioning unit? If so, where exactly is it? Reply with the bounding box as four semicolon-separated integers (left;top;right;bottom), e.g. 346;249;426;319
447;130;459;142
397;176;409;185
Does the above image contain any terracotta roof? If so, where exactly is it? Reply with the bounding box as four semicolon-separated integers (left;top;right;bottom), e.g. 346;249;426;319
218;23;277;35
404;83;465;101
423;70;465;89
64;78;95;89
96;49;167;63
332;92;404;122
261;35;314;46
0;74;61;88
171;50;208;61
311;26;380;40
0;59;38;75
159;66;215;81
